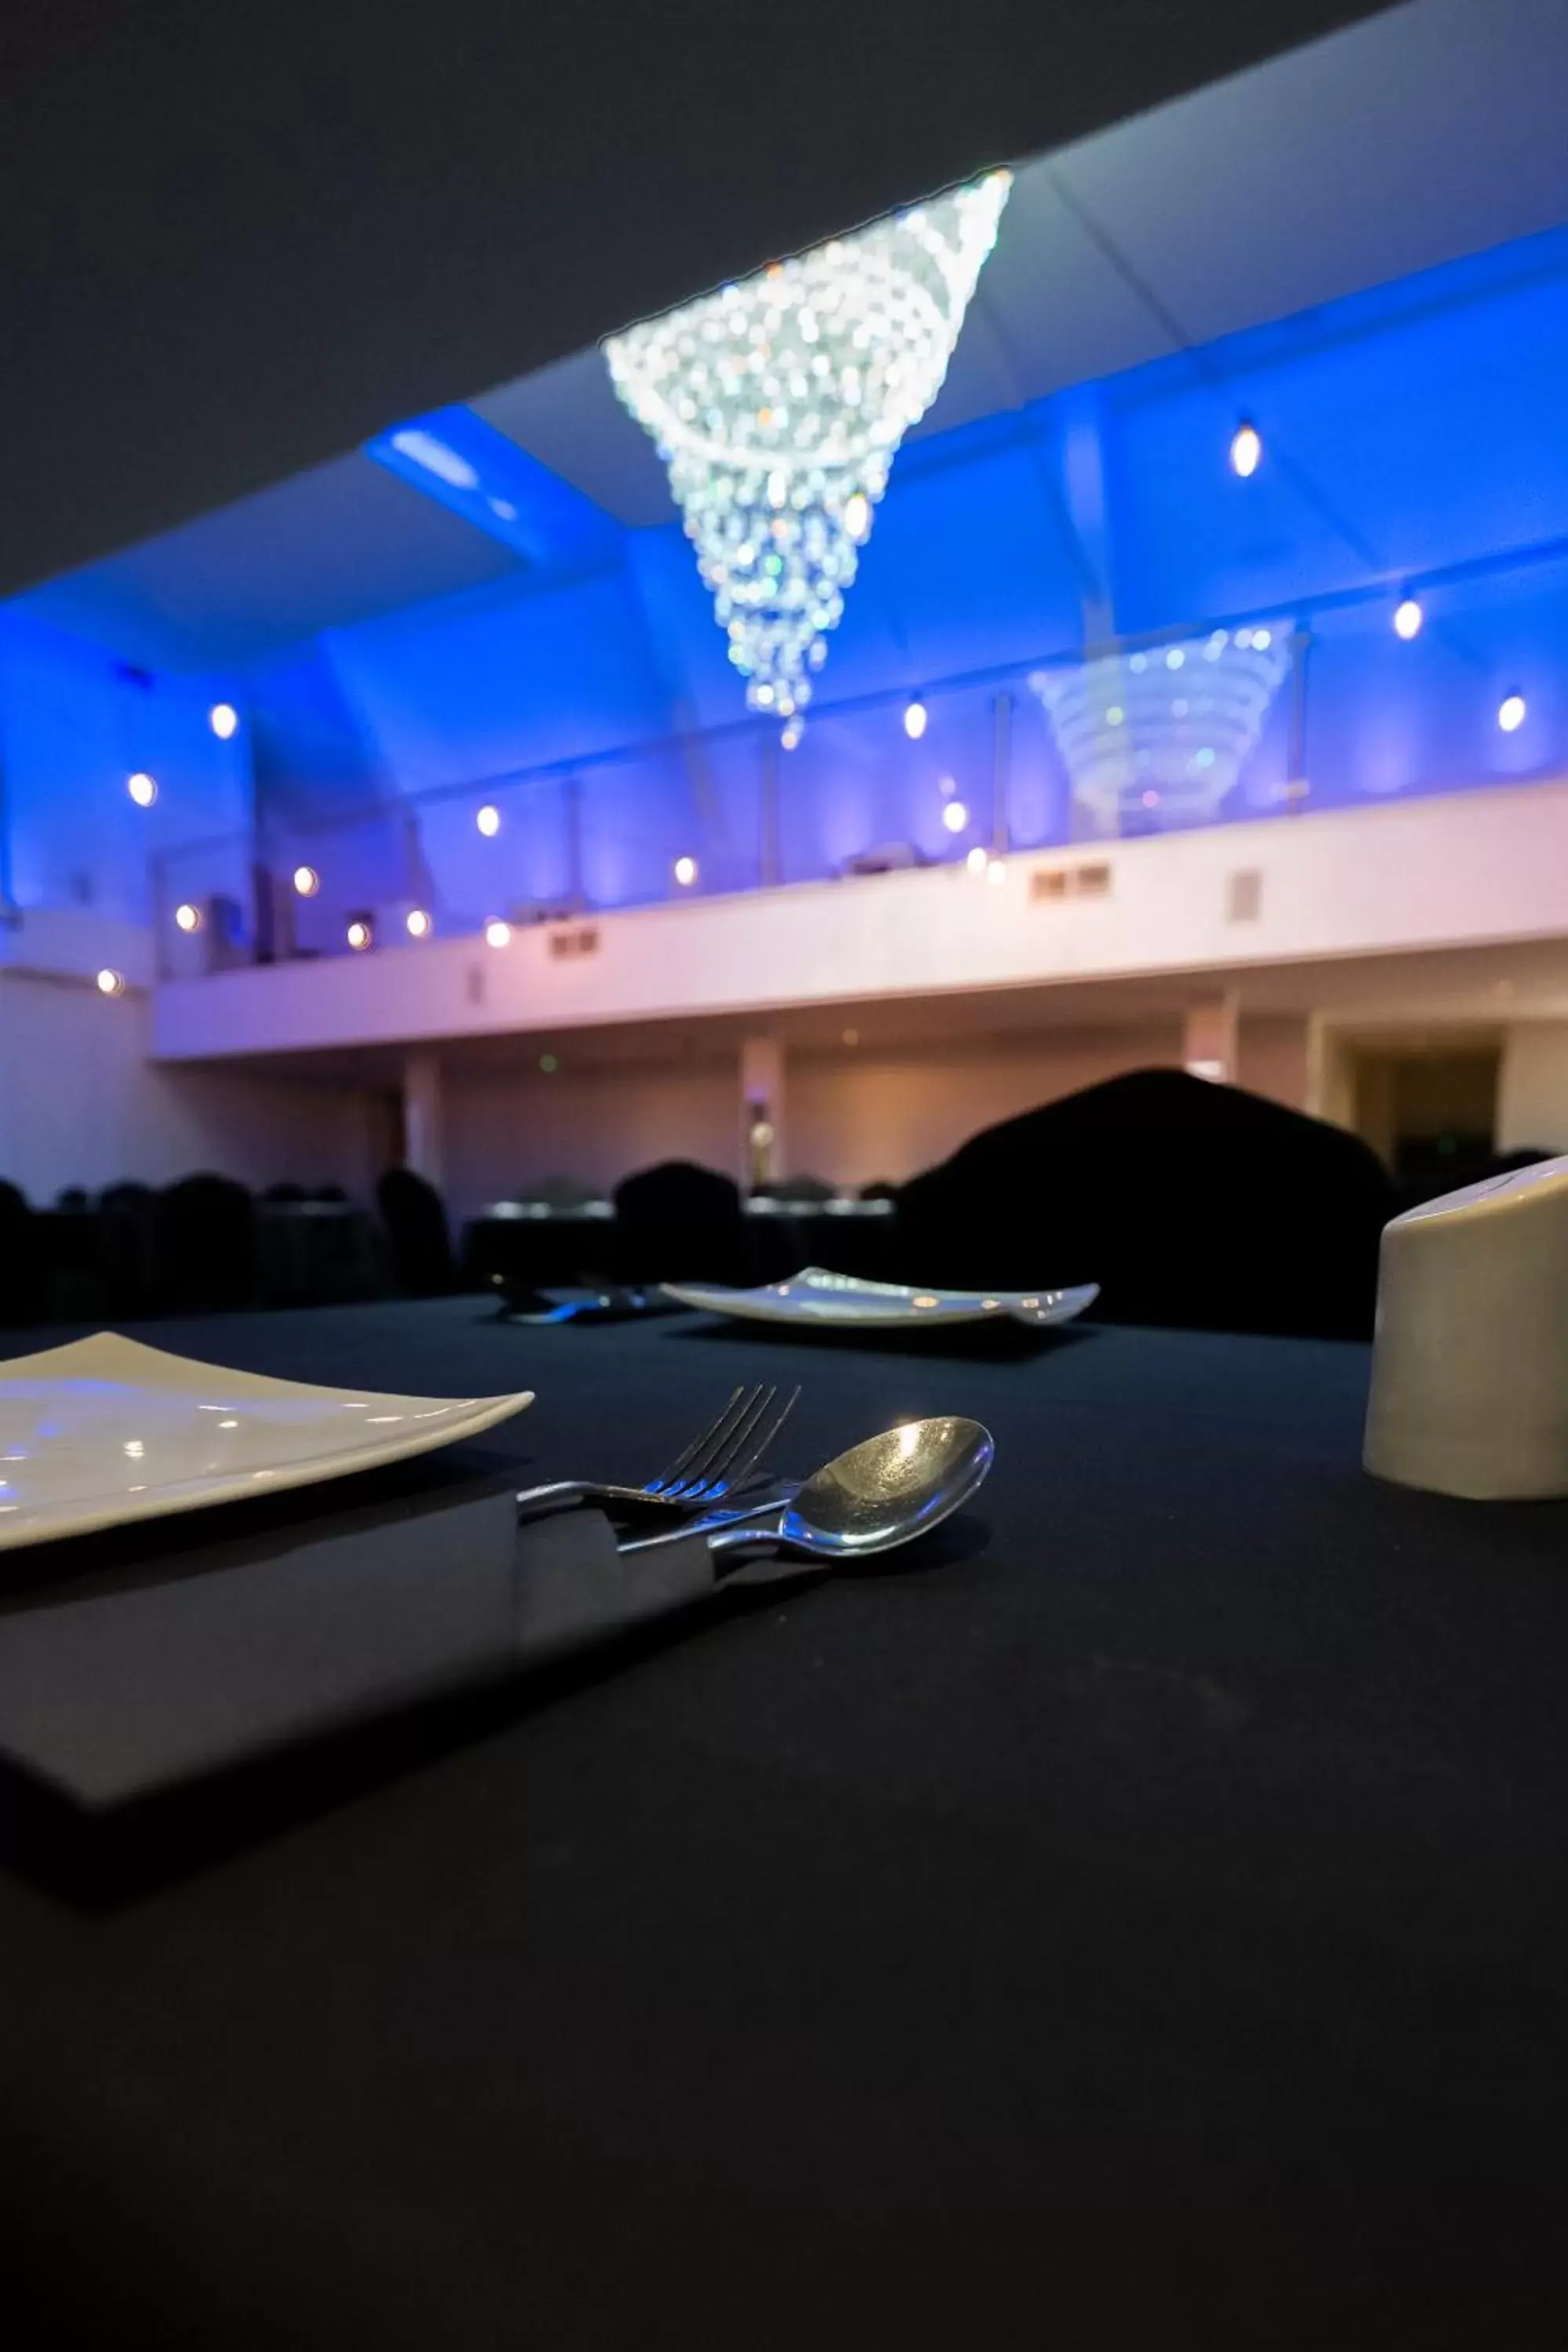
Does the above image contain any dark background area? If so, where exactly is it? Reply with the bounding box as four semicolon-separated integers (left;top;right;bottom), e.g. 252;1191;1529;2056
0;0;1392;597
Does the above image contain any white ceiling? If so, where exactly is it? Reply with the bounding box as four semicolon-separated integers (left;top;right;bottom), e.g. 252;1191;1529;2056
474;0;1568;526
11;453;521;675
15;0;1568;667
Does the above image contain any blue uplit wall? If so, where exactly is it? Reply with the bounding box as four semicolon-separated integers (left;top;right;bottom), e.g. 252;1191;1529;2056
1105;230;1568;630
10;217;1568;938
0;612;252;921
251;218;1568;924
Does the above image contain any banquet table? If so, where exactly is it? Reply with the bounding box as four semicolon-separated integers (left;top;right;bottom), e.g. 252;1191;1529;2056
463;1195;897;1290
255;1197;383;1305
2;1298;1566;2349
461;1200;619;1289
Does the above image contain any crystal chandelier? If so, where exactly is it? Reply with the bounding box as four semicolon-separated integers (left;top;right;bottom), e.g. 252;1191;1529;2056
1027;625;1294;833
604;172;1011;731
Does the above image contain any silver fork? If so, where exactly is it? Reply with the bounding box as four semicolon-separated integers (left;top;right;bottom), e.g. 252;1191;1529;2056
515;1382;800;1523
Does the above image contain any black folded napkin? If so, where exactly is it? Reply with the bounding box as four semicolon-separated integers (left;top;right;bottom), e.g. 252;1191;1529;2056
0;1487;719;1809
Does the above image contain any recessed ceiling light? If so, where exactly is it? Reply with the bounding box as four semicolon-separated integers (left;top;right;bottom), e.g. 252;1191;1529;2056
389;429;479;489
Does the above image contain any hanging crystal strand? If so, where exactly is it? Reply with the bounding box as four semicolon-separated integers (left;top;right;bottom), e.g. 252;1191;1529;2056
604;172;1011;734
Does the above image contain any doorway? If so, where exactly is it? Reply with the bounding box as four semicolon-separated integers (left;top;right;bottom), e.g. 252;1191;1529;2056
1349;1040;1501;1186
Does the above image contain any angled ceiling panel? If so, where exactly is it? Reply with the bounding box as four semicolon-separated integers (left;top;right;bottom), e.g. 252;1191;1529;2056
12;455;521;672
0;0;1393;594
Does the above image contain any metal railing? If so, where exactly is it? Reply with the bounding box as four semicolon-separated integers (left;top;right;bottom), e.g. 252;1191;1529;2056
153;539;1568;979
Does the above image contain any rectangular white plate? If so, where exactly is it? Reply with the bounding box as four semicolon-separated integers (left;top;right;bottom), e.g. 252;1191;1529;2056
0;1332;534;1551
662;1266;1099;1331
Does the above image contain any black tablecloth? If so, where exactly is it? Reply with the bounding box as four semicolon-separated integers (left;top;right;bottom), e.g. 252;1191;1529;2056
2;1300;1567;2348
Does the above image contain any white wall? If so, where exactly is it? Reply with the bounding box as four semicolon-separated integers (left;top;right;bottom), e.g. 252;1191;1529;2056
434;1009;1332;1207
436;1016;1327;1205
153;780;1568;1064
0;971;376;1203
1497;1024;1568;1153
440;1022;1210;1207
444;1063;739;1213
0;961;1323;1214
789;1025;1185;1189
1236;1015;1312;1109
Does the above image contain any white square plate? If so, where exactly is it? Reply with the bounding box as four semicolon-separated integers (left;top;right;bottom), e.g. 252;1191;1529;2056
662;1266;1099;1331
0;1332;534;1551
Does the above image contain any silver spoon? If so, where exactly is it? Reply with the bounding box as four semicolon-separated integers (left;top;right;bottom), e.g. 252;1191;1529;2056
619;1415;994;1569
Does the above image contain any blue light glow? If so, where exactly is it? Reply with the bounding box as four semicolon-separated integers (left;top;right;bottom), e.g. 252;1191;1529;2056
365;405;620;569
6;220;1568;929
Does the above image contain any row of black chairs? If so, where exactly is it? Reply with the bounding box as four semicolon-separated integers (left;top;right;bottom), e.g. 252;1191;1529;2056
3;1074;1546;1340
575;1073;1399;1339
388;1167;894;1298
0;1172;453;1327
497;1071;1543;1341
